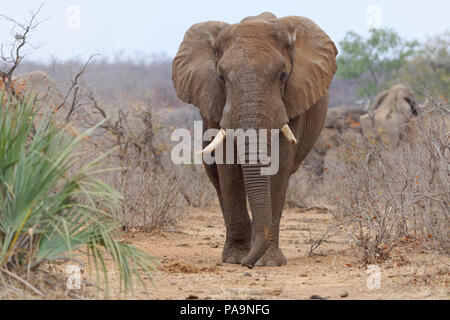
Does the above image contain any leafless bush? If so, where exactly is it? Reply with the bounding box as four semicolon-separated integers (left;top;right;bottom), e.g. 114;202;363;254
103;165;184;232
174;164;217;208
286;166;324;210
323;97;449;264
69;86;215;231
0;3;47;95
303;223;344;257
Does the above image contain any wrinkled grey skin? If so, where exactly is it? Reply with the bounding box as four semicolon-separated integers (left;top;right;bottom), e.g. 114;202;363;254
361;84;418;145
308;85;418;178
304;105;365;176
172;12;337;267
13;71;66;123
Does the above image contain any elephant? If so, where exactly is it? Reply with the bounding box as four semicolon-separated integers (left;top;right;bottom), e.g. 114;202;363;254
12;71;65;119
360;84;418;146
172;12;337;267
302;105;366;176
1;71;68;127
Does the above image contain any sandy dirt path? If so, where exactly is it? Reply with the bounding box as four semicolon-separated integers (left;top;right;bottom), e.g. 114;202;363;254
98;204;448;300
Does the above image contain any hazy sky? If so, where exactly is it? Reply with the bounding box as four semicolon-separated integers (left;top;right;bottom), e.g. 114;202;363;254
0;0;449;62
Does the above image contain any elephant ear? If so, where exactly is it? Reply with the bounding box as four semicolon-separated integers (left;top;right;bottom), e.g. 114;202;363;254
277;16;338;119
371;90;389;111
172;21;229;122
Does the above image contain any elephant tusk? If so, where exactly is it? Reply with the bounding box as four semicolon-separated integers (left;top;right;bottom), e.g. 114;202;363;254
281;124;297;145
196;128;227;154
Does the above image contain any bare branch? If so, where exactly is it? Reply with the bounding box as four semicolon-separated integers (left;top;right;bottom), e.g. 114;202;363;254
0;2;48;94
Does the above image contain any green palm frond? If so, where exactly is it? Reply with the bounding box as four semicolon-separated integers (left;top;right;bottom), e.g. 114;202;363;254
0;91;155;296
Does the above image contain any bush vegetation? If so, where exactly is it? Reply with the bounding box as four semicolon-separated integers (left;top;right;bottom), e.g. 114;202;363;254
0;91;155;298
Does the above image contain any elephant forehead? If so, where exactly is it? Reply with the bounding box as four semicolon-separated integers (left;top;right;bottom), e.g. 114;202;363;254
219;46;285;75
219;21;281;47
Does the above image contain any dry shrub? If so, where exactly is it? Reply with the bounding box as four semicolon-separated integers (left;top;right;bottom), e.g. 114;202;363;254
106;164;185;232
77;93;215;232
0;268;72;299
287;166;324;210
174;164;217;209
323;96;449;264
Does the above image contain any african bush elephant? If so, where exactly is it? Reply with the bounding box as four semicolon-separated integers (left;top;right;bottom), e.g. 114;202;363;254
13;71;65;114
303;105;366;176
3;71;67;126
360;84;418;146
172;12;337;267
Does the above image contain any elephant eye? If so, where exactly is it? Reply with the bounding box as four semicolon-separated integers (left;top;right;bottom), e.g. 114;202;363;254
218;74;225;84
280;71;288;82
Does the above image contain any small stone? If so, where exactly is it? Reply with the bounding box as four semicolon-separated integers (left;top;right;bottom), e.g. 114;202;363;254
186;294;199;300
340;291;349;298
243;272;252;277
309;295;326;300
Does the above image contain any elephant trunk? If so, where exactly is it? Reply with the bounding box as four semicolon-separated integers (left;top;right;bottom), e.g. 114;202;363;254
235;112;274;268
240;161;273;268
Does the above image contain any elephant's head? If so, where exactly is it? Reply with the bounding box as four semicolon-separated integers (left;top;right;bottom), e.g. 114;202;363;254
172;12;337;267
361;84;418;145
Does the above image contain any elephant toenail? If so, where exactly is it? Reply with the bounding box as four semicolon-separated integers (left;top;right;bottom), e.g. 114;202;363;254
266;260;278;266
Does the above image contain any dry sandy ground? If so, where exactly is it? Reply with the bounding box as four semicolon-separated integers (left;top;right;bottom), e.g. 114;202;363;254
84;204;448;300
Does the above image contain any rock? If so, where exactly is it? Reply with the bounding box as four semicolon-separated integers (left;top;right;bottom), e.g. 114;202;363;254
186;294;199;299
309;295;326;300
177;243;189;247
243;272;252;277
340;291;349;298
249;289;282;296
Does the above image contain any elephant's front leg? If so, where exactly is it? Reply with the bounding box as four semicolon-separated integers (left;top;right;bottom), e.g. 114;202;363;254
252;170;290;266
217;163;252;264
254;137;295;266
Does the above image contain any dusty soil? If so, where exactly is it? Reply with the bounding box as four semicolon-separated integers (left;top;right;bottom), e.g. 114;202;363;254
87;203;449;300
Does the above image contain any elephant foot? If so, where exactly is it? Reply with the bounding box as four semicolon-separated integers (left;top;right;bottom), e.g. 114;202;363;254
222;242;250;264
254;247;286;267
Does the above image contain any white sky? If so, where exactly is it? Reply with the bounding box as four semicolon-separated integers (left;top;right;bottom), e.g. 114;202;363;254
0;0;449;62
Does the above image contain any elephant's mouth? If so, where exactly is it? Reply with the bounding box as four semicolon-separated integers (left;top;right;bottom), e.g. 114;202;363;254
197;124;297;155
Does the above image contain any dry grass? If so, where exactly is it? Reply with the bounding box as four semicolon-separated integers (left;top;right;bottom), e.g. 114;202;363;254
0;266;95;299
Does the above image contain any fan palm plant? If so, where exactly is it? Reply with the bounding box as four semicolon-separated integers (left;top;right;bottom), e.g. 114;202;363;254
0;90;155;296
